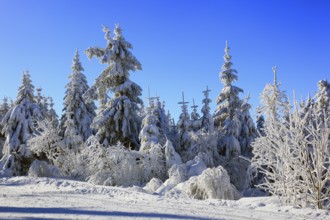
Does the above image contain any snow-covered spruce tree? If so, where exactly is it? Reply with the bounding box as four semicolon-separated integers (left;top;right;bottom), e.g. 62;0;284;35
259;66;289;124
214;42;247;158
153;97;170;142
251;99;330;209
256;108;265;136
0;97;10;119
315;79;330;123
0;71;43;176
60;49;96;143
0;97;10;158
139;94;161;152
214;41;243;130
35;87;51;119
201;86;214;132
190;99;201;131
85;25;142;149
176;92;191;158
47;97;59;128
239;95;257;154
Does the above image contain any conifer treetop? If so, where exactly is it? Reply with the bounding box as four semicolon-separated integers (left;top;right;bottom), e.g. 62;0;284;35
72;49;84;72
220;41;238;86
85;25;142;103
178;92;189;116
16;70;35;105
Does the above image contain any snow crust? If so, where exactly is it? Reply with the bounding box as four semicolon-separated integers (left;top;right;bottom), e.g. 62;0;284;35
0;176;329;220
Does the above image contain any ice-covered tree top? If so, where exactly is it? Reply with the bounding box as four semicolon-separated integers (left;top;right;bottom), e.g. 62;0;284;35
214;42;243;124
259;66;289;122
202;86;212;116
315;79;330;112
16;71;35;105
60;49;96;141
220;41;238;86
0;97;10;117
85;25;142;103
67;50;89;94
72;49;84;72
191;99;199;121
178;92;189;119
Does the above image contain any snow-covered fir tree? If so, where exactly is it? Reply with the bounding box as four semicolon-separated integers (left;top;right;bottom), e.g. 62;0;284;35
0;97;10;158
0;71;43;176
238;95;257;154
315;79;330;123
190;99;201;131
153;97;170;141
15;71;35;104
0;97;10;118
191;99;200;121
201;86;214;132
36;88;43;106
60;49;96;142
255;108;265;135
214;41;243;129
35;87;49;118
259;66;289;124
47;97;59;128
85;25;142;149
139;93;161;152
213;42;255;158
176;92;191;154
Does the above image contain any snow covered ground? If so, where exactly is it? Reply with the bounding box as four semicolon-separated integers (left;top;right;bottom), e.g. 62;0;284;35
0;177;329;220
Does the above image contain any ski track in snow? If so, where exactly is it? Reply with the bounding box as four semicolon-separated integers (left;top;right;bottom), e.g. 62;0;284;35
0;177;329;220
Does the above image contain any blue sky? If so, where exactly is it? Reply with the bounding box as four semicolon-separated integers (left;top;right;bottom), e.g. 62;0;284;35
0;0;329;120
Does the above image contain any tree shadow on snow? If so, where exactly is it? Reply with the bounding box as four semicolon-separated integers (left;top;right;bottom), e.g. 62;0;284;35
0;206;219;220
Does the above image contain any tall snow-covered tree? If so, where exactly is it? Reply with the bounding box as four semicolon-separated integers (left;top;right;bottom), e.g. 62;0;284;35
0;71;43;176
153;97;170;140
35;87;49;118
85;25;142;149
0;97;10;158
15;71;35;105
315;79;330;123
214;41;243;129
177;92;191;153
190;99;201;131
47;97;59;128
0;97;10;119
239;95;257;154
60;49;96;142
201;86;214;132
213;42;253;158
259;66;289;124
256;108;265;135
191;99;200;121
139;94;161;152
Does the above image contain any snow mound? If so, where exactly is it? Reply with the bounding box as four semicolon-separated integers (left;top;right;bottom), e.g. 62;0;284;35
28;160;62;178
156;155;207;194
144;177;163;193
174;166;241;200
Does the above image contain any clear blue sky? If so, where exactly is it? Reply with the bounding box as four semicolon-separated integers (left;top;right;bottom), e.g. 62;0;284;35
0;0;329;121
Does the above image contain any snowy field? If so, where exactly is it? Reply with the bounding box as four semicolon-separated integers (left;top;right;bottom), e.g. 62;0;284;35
0;177;329;220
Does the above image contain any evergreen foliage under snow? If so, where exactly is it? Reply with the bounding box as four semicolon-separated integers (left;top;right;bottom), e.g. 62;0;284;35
85;25;142;149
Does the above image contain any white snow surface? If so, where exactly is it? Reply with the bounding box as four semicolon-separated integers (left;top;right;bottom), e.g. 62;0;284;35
0;177;329;220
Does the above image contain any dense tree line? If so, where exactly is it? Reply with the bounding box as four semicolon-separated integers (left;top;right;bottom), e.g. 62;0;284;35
0;25;329;208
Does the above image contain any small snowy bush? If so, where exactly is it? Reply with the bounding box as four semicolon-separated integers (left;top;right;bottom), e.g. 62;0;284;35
82;136;166;187
28;160;62;178
252;102;330;209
